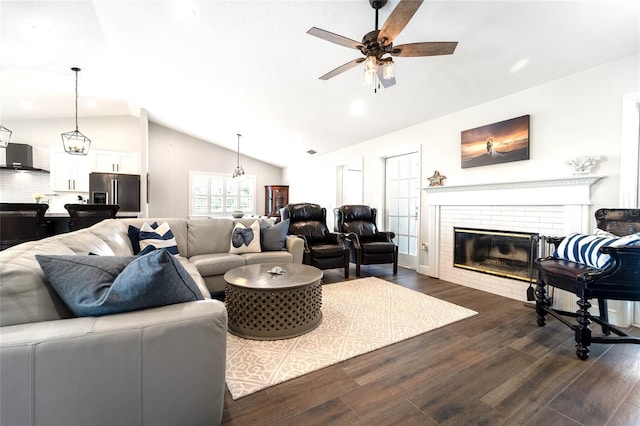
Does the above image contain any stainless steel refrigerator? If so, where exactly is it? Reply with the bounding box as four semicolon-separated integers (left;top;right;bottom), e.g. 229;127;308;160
89;173;141;212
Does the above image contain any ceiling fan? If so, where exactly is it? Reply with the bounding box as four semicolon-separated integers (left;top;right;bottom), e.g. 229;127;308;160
307;0;458;89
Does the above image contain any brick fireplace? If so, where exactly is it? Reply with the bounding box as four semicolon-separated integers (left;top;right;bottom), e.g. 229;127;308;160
422;176;603;308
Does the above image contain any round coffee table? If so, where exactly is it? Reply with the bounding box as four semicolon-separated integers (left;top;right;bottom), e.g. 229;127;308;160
224;263;323;340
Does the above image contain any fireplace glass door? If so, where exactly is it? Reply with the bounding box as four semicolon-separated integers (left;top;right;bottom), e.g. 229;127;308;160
454;227;539;282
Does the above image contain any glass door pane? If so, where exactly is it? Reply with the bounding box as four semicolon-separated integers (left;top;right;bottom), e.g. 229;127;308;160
385;152;420;269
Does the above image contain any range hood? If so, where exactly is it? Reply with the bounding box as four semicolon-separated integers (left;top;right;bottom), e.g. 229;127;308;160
1;143;50;173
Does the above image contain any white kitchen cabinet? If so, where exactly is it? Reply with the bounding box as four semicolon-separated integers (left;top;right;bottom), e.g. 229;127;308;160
50;150;91;192
92;150;140;174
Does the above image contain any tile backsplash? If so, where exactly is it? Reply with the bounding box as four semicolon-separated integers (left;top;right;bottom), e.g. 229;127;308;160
0;146;88;213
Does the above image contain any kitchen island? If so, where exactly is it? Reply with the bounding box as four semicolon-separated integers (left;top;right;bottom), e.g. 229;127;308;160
44;211;140;235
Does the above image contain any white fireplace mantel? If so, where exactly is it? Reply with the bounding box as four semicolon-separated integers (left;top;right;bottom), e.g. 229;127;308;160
423;175;604;206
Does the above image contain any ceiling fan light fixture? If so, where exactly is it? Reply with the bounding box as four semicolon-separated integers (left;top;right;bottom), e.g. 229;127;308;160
61;67;91;156
363;56;378;85
308;0;457;90
382;58;395;80
0;125;12;148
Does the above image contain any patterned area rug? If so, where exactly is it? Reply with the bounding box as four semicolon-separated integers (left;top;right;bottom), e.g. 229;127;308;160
225;277;477;400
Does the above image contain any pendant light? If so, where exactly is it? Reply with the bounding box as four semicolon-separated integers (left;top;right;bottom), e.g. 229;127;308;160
232;133;245;179
0;125;12;148
61;67;91;155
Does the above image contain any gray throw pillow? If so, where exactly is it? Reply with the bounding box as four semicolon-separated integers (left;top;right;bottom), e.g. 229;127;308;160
36;249;203;317
260;219;290;251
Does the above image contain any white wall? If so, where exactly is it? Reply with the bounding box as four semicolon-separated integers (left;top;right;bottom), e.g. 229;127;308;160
2;115;142;152
1;115;285;219
284;54;639;267
0;115;144;211
148;123;284;218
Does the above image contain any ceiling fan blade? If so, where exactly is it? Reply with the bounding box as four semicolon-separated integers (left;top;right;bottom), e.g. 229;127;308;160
319;58;365;80
307;27;364;50
391;42;458;57
378;0;424;46
376;68;396;88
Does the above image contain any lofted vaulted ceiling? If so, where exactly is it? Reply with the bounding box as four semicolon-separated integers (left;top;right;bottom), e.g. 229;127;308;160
1;1;638;167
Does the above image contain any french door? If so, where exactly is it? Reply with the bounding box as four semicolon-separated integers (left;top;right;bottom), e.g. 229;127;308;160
385;152;420;270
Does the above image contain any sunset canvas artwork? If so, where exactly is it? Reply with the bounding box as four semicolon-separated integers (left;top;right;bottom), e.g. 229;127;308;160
461;115;530;168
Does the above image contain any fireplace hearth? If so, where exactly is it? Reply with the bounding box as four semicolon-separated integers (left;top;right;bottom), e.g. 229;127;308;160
454;227;540;282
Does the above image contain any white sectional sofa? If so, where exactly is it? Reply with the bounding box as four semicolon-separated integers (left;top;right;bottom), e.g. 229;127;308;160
0;217;304;426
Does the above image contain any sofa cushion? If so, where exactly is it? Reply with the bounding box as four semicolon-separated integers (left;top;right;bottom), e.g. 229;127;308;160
139;221;180;256
88;220;135;256
555;232;640;269
229;220;261;254
36;249;203;317
242;251;294;265
178;259;212;299
59;230;117;256
260;219;289;251
187;219;234;256
0;240;75;326
189;253;246;277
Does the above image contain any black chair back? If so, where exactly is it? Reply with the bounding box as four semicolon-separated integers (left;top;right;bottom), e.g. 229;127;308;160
64;204;120;231
0;203;49;250
595;208;640;236
334;205;378;238
282;203;329;243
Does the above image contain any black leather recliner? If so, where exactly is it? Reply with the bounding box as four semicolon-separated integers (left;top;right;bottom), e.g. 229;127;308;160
281;203;349;278
334;205;398;277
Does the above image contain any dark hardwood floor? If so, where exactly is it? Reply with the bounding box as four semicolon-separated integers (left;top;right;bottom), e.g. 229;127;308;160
221;266;640;425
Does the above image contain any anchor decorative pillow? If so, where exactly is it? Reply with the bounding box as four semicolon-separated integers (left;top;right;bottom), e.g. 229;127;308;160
229;220;261;254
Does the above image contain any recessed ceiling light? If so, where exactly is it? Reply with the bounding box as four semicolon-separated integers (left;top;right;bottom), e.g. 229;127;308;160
86;100;97;109
350;100;366;116
21;101;34;110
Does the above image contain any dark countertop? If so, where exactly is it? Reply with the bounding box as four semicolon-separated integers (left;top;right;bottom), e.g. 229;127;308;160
45;212;141;218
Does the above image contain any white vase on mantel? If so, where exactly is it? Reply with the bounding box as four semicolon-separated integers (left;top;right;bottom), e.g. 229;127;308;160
566;156;600;175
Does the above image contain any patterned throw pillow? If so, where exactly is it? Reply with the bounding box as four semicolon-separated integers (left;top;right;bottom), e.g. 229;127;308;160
229;220;261;254
139;221;180;256
555;232;640;269
128;222;158;254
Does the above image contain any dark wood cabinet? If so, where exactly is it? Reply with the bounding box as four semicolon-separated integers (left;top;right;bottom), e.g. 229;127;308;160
265;185;289;220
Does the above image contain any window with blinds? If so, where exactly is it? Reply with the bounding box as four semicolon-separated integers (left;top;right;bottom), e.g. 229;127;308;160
189;171;256;217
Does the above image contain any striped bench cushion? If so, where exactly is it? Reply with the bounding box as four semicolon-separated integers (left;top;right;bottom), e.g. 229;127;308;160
555;232;640;269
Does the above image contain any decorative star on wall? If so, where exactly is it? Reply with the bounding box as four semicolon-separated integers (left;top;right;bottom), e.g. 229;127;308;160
428;170;446;187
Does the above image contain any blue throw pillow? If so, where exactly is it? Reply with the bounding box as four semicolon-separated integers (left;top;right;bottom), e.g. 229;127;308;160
555;232;640;269
260;219;290;251
128;221;158;254
36;249;203;317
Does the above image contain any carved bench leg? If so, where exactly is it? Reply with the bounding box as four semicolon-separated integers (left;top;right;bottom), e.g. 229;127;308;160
575;296;592;360
597;298;611;336
535;279;548;327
